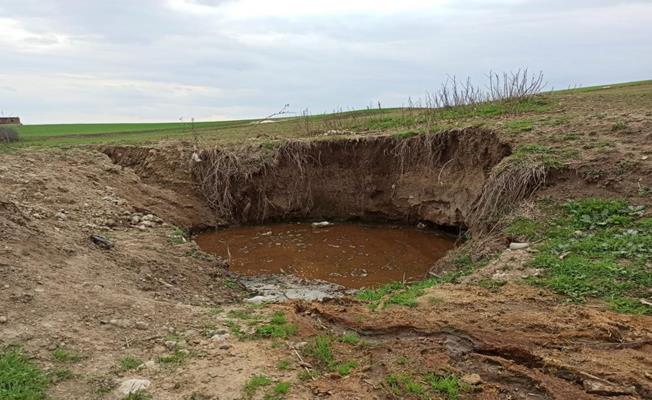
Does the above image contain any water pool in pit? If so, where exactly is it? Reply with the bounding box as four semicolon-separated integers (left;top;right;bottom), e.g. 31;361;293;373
194;223;457;289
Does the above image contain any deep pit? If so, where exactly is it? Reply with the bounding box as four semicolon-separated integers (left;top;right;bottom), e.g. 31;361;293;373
195;223;457;288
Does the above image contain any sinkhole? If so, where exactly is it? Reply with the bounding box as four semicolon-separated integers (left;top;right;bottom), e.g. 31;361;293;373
194;222;457;289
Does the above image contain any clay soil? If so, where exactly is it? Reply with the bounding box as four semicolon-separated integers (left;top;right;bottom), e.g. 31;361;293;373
1;83;652;400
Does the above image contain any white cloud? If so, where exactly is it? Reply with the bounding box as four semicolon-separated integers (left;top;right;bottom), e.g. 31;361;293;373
0;17;71;52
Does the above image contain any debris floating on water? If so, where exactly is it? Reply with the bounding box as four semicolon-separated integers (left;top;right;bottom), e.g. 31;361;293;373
311;221;333;228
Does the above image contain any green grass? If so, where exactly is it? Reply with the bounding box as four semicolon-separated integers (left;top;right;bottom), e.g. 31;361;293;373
385;372;467;400
506;217;544;240
0;347;49;400
52;347;82;364
335;360;357;376
118;356;143;371
123;390;152;400
425;373;466;400
157;349;189;366
168;228;188;245
243;375;272;399
254;312;298;339
355;263;474;310
276;359;291;370
530;199;652;314
340;331;360;346
263;382;291;400
305;336;334;368
504;118;534;133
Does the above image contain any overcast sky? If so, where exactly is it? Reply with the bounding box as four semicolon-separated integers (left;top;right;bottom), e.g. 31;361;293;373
1;0;650;124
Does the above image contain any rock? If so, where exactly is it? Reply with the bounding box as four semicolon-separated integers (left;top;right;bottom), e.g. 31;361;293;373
109;319;131;328
0;316;7;324
245;295;281;303
219;344;231;350
54;212;67;220
582;379;636;396
130;215;141;224
210;333;230;342
117;378;151;395
90;235;113;250
134;321;148;330
416;222;427;229
311;221;333;228
142;214;155;222
164;340;177;350
461;373;482;386
509;242;529;250
141;220;156;228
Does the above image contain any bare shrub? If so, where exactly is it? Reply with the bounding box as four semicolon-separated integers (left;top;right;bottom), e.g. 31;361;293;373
0;126;20;143
469;157;549;232
425;69;546;109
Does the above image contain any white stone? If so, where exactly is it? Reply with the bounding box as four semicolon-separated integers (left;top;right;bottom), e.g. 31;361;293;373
117;378;151;395
509;242;529;250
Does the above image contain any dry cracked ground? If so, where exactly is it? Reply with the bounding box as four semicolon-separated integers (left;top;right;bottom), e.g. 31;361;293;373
1;82;652;400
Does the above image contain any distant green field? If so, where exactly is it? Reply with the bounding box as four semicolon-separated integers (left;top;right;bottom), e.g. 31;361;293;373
15;119;254;138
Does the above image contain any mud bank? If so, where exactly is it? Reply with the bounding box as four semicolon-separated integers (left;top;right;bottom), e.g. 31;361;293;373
192;128;511;228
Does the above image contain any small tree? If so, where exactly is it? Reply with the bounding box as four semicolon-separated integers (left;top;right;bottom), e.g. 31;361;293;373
0;126;20;143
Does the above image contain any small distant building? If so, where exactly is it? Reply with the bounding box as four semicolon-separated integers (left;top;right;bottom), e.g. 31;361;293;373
0;117;21;125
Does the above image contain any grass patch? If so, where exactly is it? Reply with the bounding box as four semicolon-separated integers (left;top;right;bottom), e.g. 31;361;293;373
123;390;153;400
506;217;545;241
385;372;467;399
243;375;272;399
339;331;360;346
504;118;534;133
355;263;474;310
0;347;49;400
119;356;143;371
425;373;466;400
157;349;189;366
530;199;652;314
276;359;291;370
335;360;357;376
254;312;298;339
263;382;291;400
168;228;188;245
52;347;82;364
305;336;334;368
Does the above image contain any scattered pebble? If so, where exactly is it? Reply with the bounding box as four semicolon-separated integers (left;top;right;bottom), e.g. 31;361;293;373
0;316;7;324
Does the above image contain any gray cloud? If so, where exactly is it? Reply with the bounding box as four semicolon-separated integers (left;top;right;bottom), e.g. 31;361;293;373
0;0;650;123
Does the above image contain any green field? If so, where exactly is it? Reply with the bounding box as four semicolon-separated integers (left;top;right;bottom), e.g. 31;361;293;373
2;80;651;150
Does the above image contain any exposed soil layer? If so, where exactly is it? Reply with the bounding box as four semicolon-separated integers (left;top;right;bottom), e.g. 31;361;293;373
194;223;456;288
192;128;511;227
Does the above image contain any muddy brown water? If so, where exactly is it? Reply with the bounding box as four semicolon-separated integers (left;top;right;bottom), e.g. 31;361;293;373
194;223;457;288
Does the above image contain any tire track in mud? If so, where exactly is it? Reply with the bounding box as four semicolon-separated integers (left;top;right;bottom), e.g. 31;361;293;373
298;302;648;399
